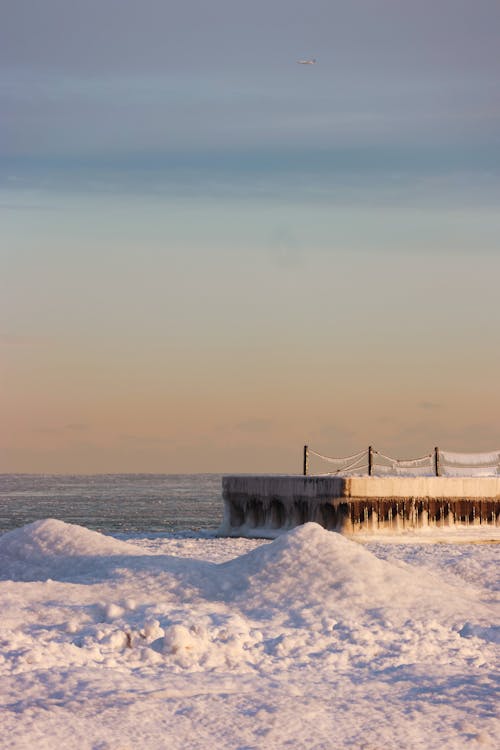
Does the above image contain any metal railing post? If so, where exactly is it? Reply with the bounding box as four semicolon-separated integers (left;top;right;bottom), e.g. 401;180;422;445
303;445;309;476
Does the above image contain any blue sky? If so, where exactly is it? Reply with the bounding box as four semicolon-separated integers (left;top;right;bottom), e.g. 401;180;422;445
2;0;500;472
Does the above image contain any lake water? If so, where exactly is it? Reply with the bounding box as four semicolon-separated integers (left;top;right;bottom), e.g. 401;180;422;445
0;474;224;534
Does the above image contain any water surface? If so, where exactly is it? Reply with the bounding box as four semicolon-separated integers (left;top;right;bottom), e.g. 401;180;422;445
0;474;223;533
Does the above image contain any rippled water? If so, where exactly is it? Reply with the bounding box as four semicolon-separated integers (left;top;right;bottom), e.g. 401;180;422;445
0;474;223;533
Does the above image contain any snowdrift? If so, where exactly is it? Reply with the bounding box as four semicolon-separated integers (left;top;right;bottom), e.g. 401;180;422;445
0;518;144;561
0;520;498;749
0;519;491;628
0;518;147;581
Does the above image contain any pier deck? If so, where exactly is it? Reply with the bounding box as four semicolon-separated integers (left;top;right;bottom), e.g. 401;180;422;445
221;475;500;536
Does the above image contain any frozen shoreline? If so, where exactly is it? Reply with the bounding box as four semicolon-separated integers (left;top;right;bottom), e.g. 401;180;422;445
0;520;498;749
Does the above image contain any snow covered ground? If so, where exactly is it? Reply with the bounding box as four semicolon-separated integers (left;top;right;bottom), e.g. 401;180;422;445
0;521;498;749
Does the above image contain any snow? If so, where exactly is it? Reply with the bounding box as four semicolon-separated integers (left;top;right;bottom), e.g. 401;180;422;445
440;466;499;477
0;520;498;749
440;450;500;466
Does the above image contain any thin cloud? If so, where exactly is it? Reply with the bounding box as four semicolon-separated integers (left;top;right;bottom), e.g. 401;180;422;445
34;424;90;434
119;435;172;445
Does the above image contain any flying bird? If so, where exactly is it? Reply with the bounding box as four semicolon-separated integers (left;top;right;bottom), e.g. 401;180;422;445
297;58;317;65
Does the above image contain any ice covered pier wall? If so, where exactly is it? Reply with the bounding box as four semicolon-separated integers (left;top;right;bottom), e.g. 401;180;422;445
221;475;500;536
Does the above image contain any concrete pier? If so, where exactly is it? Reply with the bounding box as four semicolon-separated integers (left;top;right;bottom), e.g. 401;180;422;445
220;475;500;536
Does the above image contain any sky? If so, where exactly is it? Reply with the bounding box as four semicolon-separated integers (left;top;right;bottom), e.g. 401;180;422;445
2;0;500;473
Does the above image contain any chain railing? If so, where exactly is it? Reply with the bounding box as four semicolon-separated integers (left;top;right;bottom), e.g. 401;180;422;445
303;445;500;477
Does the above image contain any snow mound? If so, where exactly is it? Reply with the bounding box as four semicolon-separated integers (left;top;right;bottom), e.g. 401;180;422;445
0;525;497;750
216;523;474;617
220;522;395;592
0;518;144;562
